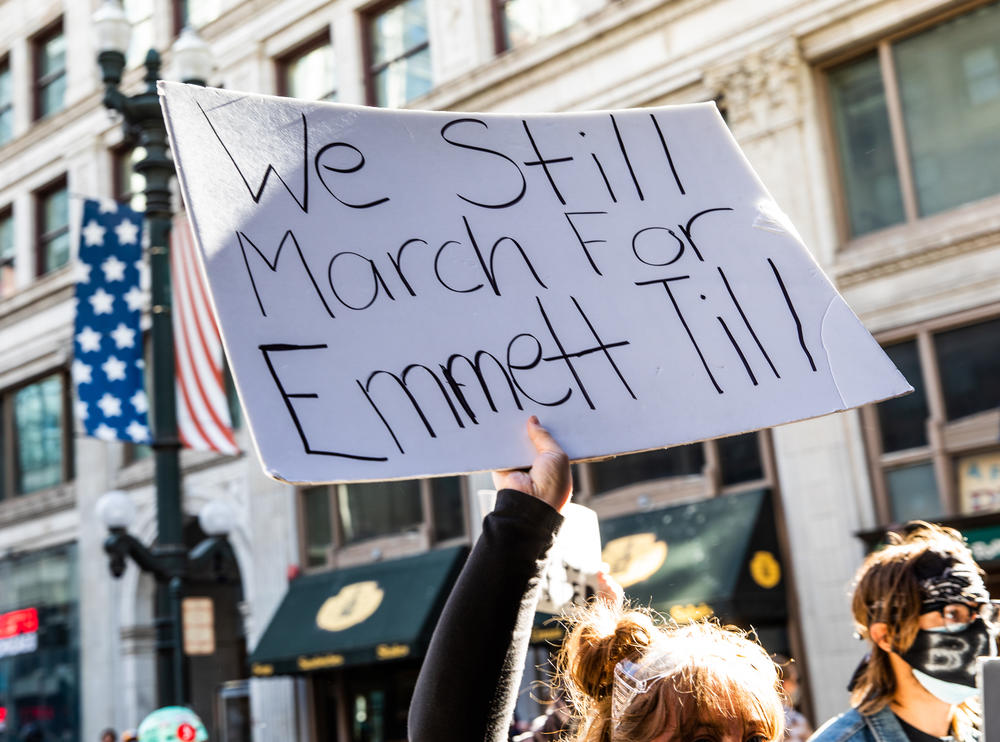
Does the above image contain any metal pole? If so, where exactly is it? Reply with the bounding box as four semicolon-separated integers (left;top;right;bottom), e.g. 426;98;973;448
133;49;187;708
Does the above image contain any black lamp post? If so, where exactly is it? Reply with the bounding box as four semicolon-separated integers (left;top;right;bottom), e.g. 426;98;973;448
92;0;216;709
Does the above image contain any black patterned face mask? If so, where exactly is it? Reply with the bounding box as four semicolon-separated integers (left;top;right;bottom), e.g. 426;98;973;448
899;618;995;704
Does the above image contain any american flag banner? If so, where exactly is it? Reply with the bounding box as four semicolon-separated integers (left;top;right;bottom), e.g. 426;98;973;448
171;213;239;455
73;199;150;444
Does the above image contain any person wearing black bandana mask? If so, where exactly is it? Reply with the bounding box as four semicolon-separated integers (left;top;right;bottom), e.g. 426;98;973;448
811;522;998;742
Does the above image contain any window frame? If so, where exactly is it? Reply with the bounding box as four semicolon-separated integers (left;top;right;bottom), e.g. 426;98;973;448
31;19;66;121
573;430;776;519
362;0;432;107
276;31;337;101
295;475;469;572
0;54;13;145
33;174;69;277
862;301;1000;523
0;204;14;298
818;0;1000;244
0;369;74;501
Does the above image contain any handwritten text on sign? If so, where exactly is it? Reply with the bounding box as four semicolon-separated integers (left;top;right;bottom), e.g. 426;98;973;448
160;83;909;483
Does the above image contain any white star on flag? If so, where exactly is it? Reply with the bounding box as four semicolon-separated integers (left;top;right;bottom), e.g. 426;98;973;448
72;360;93;385
115;218;140;245
75;400;89;421
97;393;123;417
102;356;127;381
76;326;102;353
131;389;149;414
78;262;92;284
126;420;150;443
110;323;136;349
89;288;115;315
82;219;107;247
123;285;144;312
101;255;127;282
94;423;118;441
99;199;118;214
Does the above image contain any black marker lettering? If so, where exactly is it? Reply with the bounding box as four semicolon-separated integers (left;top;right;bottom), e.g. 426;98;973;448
259;344;386;460
440;351;524;425
327;251;395;311
237;230;335;318
649;113;685;195
434;240;483;294
717;267;779;378
632;226;684;267
314;142;390;209
768;257;817;372
521;120;574;206
717;316;758;386
610;114;643;201
463;216;547;296
635;277;724;394
679;207;734;262
441;118;526;209
506;333;572;407
199;104;309;213
388;238;427;297
361;364;467;448
564;211;608;276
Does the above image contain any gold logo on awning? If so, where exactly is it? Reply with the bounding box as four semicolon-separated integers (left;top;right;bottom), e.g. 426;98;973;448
749;550;781;589
316;580;384;632
251;663;274;676
375;643;410;660
669;602;714;623
298;653;345;671
601;533;668;587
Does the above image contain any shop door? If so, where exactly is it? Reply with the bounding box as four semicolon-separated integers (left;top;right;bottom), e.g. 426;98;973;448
215;680;251;742
344;662;419;742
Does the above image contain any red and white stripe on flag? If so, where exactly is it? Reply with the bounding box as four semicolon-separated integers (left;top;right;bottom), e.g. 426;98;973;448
171;213;239;456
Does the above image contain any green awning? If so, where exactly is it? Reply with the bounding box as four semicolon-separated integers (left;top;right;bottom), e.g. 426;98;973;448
599;489;786;624
249;545;467;676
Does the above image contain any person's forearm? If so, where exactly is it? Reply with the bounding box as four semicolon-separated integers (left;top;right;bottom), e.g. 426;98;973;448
408;489;563;742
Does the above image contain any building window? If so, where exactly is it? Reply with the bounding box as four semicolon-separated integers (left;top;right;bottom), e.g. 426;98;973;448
33;22;66;120
278;36;337;101
577;431;770;504
493;0;598;52
1;372;71;499
114;145;147;213
298;476;465;570
35;178;69;275
826;2;1000;238
0;56;13;145
0;207;14;297
365;0;432;107
864;310;1000;521
174;0;223;33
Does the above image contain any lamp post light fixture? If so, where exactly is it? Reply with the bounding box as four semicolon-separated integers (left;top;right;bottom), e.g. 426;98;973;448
96;490;237;707
92;0;214;708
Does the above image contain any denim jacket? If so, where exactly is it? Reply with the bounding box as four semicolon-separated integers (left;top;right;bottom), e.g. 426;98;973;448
809;706;980;742
809;707;909;742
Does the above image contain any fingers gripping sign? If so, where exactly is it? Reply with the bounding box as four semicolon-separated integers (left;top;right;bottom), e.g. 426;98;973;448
492;416;573;512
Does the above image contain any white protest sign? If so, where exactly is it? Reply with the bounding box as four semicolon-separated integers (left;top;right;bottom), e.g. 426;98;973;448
159;82;910;484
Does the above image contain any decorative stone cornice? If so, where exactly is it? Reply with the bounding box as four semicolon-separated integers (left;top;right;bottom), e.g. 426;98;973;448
835;228;1000;288
704;38;805;139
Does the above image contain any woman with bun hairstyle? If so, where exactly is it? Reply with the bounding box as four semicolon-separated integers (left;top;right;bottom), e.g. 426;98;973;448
408;417;785;742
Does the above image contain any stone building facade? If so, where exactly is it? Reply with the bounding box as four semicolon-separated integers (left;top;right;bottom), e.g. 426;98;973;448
0;0;997;741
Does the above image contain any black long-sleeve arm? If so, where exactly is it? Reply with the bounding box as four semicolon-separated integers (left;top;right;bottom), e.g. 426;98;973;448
408;489;564;742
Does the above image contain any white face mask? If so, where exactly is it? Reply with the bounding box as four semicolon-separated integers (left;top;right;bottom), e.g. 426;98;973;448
910;667;977;705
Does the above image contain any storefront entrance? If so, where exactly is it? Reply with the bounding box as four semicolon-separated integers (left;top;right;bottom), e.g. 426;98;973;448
0;544;79;742
311;661;420;742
